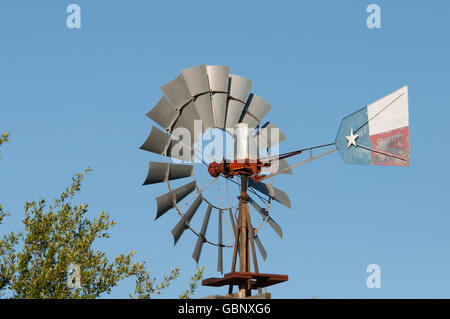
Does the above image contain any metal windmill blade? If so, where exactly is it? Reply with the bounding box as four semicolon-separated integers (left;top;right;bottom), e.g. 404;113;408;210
225;75;253;130
160;71;202;146
160;74;193;111
192;204;213;264
139;126;193;161
265;158;292;175
171;195;203;245
155;181;197;219
170;100;201;144
140;126;171;155
240;94;272;129
181;64;215;131
146;96;179;132
248;196;283;238
257;122;286;150
253;230;267;261
166;138;194;162
206;65;229;129
248;179;291;209
143;162;193;185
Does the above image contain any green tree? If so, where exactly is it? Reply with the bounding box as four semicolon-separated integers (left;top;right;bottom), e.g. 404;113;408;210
0;166;202;298
179;266;204;299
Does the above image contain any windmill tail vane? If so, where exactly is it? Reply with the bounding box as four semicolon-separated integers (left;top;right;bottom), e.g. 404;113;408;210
139;64;410;298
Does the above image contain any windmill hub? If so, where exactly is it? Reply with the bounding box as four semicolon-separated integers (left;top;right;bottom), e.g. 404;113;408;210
207;123;271;180
207;160;269;180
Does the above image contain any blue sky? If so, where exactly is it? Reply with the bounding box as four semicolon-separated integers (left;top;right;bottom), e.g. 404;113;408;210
1;0;449;298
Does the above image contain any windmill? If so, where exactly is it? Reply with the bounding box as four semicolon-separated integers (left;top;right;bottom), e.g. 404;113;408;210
140;64;410;298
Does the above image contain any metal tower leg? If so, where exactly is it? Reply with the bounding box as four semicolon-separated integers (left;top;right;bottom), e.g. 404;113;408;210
228;174;262;297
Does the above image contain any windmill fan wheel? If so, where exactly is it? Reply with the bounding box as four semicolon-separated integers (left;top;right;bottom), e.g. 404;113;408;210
140;64;292;273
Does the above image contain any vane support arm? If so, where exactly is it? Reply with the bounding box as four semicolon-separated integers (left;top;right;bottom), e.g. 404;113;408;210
259;142;336;163
275;149;304;161
254;148;337;183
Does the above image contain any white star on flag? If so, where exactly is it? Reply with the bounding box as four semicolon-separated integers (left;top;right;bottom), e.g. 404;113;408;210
345;129;359;148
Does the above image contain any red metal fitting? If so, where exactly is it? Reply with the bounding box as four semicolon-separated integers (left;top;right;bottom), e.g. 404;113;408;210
208;161;222;178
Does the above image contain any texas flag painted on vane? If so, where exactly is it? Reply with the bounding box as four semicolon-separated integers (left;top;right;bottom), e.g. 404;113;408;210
336;86;410;166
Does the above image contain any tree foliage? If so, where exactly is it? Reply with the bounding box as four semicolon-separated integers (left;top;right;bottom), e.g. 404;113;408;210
0;167;202;298
179;266;204;299
0;134;203;298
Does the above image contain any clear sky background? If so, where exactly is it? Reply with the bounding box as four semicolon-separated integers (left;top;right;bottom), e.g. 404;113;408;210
1;0;449;298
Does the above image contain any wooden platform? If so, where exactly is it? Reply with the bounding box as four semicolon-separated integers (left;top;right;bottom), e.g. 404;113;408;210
202;272;288;290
